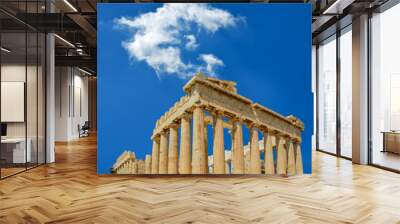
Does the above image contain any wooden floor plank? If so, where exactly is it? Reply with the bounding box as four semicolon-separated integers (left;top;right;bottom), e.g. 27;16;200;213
1;135;400;224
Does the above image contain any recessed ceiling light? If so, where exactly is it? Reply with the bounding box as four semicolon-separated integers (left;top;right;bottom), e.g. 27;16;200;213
78;67;93;76
1;47;11;53
322;0;354;15
54;34;75;48
63;0;78;12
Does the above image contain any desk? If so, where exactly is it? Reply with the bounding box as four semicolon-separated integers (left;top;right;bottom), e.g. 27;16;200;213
382;131;400;155
1;138;31;163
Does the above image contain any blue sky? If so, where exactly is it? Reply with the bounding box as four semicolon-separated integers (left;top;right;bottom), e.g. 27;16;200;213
98;3;312;174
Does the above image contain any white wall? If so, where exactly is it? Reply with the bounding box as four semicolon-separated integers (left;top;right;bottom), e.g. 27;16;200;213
55;67;89;141
1;64;41;137
55;66;70;141
73;73;89;138
1;63;46;163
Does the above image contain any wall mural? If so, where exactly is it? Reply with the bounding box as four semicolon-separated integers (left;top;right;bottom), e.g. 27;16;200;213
98;3;313;175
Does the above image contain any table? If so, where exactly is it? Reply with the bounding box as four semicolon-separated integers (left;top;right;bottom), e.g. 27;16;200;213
382;131;400;154
1;138;32;163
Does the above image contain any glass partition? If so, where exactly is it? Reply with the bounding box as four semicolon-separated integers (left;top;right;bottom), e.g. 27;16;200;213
0;1;46;179
317;35;337;154
370;3;400;171
339;27;352;158
1;30;28;177
316;25;354;160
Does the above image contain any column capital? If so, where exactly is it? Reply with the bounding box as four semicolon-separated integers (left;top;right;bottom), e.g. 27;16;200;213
285;137;295;144
283;134;291;140
193;101;206;109
168;122;179;129
285;135;300;143
246;120;261;130
260;126;277;134
272;129;281;134
274;132;288;140
231;115;245;123
210;108;225;117
180;112;192;120
292;137;302;144
160;129;169;135
152;133;160;141
258;125;268;133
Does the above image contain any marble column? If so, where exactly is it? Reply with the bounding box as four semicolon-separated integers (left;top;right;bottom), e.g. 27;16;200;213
232;119;244;174
151;136;160;174
204;124;209;173
159;131;169;174
192;105;207;174
276;135;287;175
225;160;230;174
212;111;225;174
263;130;275;175
121;163;125;174
128;161;132;174
131;161;136;174
295;142;303;175
145;155;152;174
287;139;296;175
179;114;191;174
284;139;288;171
133;162;138;174
138;160;145;174
168;124;179;174
244;150;250;173
133;152;138;174
125;162;129;174
249;124;261;174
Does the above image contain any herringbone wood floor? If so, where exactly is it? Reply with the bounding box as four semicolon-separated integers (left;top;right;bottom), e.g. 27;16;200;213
1;135;400;224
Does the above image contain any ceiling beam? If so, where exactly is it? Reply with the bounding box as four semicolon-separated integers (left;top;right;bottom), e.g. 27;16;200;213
67;13;97;46
55;55;96;72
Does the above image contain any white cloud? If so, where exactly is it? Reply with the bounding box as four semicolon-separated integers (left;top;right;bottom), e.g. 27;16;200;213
185;35;198;50
114;3;240;79
199;54;224;75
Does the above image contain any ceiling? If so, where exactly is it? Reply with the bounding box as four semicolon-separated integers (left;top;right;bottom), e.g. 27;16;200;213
1;0;394;74
311;0;391;43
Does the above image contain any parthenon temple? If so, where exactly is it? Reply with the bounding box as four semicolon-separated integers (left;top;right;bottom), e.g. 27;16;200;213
112;151;151;174
113;73;304;175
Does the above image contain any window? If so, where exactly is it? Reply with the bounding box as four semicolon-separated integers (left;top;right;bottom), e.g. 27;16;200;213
317;25;353;159
317;35;337;154
370;2;400;171
339;27;352;158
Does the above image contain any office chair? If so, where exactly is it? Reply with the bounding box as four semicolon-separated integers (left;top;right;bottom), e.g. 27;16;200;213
79;121;90;138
